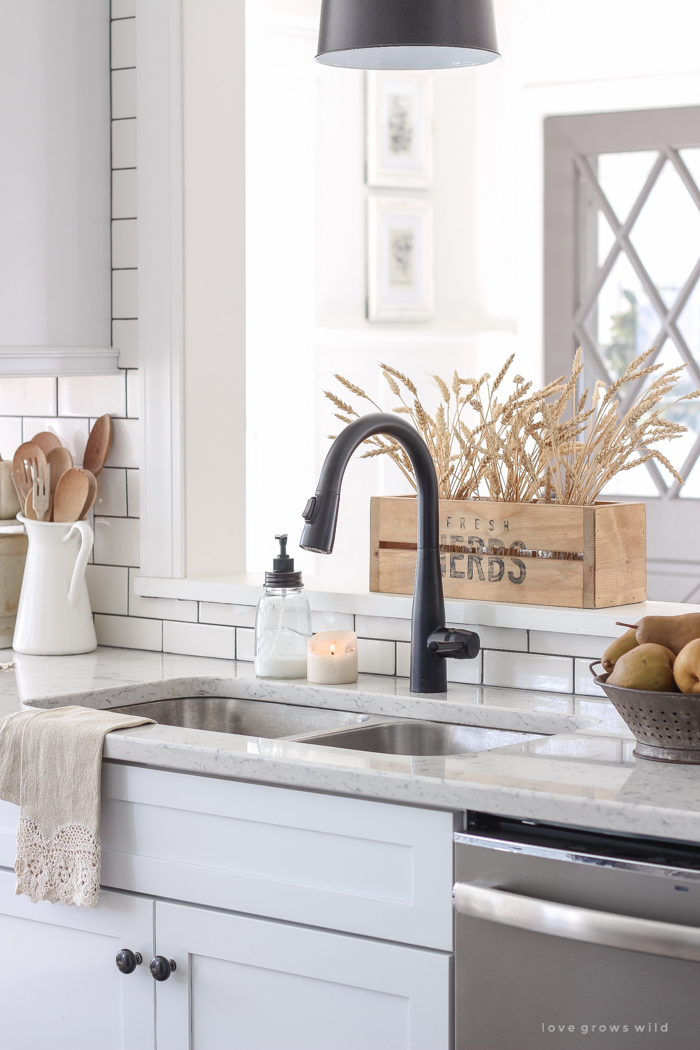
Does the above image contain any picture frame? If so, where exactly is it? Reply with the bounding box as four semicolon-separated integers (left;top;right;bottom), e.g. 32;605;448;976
366;71;433;189
367;196;434;322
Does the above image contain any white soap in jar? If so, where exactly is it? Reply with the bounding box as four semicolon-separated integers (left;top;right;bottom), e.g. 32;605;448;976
307;630;358;684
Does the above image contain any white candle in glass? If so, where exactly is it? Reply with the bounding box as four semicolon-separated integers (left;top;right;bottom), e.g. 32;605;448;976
307;631;358;684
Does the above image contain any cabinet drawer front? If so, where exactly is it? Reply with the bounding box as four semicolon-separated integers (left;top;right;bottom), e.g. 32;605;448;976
155;899;452;1050
100;764;455;950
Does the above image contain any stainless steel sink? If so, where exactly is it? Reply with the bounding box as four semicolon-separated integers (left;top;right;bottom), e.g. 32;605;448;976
112;696;546;756
298;720;545;756
112;696;381;738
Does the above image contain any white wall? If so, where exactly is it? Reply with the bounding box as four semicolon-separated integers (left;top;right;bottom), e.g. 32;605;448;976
0;0;111;347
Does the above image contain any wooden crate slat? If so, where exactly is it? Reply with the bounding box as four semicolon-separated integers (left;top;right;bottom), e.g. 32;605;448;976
373;548;585;607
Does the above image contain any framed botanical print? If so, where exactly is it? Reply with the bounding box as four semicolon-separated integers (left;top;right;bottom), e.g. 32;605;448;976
367;196;434;322
366;71;433;189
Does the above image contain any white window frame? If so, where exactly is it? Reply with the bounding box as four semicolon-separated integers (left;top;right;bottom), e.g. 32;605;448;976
137;0;246;580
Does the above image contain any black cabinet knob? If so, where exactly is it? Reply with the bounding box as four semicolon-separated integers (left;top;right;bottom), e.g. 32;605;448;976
150;956;177;981
116;949;142;974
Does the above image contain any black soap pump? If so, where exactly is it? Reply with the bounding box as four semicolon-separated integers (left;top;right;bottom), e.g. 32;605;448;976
254;534;312;679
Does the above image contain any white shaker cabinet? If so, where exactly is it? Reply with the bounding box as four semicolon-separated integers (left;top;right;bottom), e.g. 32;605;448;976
154;898;452;1050
0;869;154;1050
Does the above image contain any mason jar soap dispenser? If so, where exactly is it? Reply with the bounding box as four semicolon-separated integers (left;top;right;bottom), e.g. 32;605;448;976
255;534;312;679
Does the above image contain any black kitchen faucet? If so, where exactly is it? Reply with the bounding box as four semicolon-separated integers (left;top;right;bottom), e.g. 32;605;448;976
300;412;479;693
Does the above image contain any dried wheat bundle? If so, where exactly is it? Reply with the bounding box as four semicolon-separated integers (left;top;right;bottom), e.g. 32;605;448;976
324;347;699;505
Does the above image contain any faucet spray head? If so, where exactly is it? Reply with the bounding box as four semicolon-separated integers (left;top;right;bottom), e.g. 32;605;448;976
299;490;340;554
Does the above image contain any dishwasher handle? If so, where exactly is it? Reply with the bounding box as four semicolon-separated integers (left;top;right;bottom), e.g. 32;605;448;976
453;881;700;963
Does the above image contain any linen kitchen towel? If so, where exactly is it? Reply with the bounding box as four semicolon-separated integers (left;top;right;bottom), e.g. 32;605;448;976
0;705;153;908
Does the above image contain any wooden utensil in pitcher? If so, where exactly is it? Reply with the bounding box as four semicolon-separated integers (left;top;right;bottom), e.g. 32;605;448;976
80;470;97;520
30;460;51;522
12;443;46;506
53;468;90;523
83;415;112;476
47;446;73;498
30;431;62;456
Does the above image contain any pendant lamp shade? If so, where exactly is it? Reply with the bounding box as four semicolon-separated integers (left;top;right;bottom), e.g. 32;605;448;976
316;0;499;70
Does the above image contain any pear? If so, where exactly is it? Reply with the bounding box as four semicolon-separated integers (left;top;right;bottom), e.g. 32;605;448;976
636;613;700;656
673;638;700;694
608;643;677;692
601;628;638;673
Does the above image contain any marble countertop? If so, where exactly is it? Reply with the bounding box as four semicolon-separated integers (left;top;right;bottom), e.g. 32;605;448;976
4;646;700;844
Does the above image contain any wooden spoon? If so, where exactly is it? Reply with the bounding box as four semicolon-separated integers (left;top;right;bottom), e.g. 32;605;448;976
12;442;47;506
47;446;73;496
80;469;97;520
53;468;90;523
30;431;62;456
83;415;113;476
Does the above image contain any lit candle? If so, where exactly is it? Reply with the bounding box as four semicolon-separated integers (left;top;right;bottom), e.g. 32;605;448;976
307;630;358;685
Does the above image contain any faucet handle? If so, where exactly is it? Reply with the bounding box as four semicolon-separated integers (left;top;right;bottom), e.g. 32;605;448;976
428;628;480;660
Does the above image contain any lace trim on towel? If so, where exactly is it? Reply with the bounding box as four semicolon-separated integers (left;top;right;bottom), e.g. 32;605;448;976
15;817;100;908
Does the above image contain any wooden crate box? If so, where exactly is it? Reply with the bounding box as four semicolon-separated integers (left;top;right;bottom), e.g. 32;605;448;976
369;496;646;609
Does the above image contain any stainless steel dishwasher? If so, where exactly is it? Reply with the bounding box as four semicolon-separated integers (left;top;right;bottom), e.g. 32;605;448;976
453;814;700;1049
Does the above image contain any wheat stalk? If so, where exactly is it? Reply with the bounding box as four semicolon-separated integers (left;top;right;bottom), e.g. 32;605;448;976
324;349;699;504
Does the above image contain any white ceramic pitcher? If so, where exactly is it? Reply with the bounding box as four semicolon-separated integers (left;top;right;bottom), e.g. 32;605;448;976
13;515;97;655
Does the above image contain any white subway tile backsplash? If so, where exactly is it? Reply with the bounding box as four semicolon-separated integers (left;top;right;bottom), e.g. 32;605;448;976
113;319;138;369
95;613;162;651
112;219;137;269
111;68;136;120
112;269;138;317
0;418;22;459
95;468;127;516
483;650;574;693
94;516;140;566
164;620;236;660
23;418;88;464
112;0;135;18
448;653;482;685
106;418;139;468
112;117;137;169
126;370;139;418
356;614;410;642
58;374;126;418
0;378;56;417
126;469;139;516
530;631;609;659
396;641;410;678
111;15;135;69
574;658;606;697
200;603;256;628
129;568;196;622
236;627;255;661
311;611;354;634
86;564;129;615
397;641;483;684
447;621;527;652
112;169;137;219
357;638;395;676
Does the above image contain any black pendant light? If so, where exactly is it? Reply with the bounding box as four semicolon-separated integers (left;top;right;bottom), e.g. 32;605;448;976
316;0;499;70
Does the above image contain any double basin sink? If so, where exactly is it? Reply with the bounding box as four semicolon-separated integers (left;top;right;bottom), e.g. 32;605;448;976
113;695;545;757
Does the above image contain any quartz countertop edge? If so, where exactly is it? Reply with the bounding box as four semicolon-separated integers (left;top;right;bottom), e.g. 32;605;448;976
4;646;700;845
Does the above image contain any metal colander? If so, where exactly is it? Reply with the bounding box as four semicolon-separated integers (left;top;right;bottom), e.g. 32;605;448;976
591;661;700;764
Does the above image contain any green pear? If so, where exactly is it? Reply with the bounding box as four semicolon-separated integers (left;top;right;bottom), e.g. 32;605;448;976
601;628;638;673
608;643;677;692
673;638;700;694
636;613;700;656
